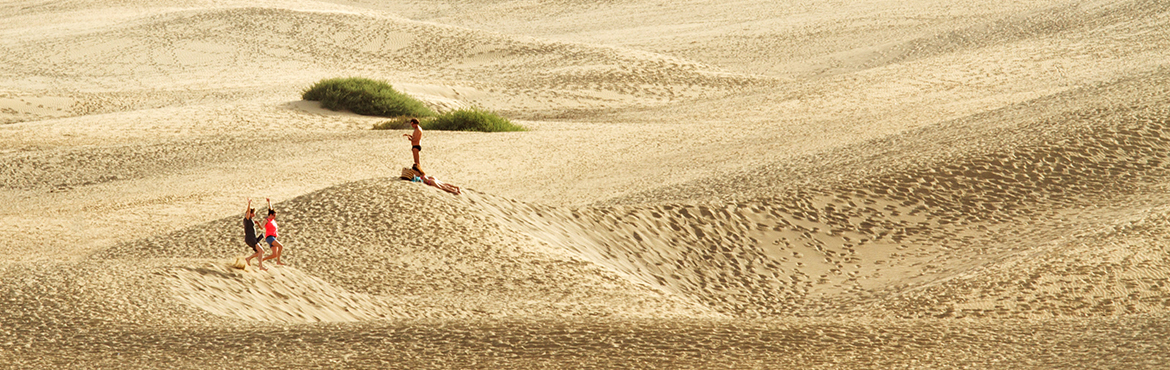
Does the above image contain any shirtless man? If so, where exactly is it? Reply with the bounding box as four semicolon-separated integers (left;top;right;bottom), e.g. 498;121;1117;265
403;118;423;173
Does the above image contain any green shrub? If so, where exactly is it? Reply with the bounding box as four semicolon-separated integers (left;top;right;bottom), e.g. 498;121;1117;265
425;108;526;132
303;77;436;118
372;116;415;130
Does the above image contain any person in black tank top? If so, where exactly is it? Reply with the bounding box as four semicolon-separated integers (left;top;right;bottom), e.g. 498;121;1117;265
243;198;267;271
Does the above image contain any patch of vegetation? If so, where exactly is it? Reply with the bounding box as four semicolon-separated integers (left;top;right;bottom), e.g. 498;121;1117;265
303;77;436;118
424;108;526;132
371;116;415;130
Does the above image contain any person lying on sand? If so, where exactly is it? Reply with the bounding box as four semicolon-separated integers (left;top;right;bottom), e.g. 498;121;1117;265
261;198;287;266
400;167;459;194
403;118;423;173
420;175;461;195
242;198;267;271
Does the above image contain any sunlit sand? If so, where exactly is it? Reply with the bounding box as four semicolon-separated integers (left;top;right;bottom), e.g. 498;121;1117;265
3;0;1170;367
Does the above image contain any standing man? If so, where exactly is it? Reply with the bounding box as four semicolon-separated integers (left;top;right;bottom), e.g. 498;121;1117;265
403;118;423;173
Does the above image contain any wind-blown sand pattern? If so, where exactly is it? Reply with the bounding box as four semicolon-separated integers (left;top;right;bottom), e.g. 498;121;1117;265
3;0;1170;368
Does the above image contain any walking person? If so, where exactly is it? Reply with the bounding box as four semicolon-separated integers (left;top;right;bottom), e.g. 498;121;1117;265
242;198;267;271
403;118;423;173
261;198;286;266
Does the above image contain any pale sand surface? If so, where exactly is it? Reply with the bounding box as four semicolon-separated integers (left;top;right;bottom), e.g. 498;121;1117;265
3;0;1170;368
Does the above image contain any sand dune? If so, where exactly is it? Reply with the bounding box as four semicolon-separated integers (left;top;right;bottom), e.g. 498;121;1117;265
581;69;1170;318
95;180;715;323
0;2;762;124
4;0;1170;367
480;99;1170;318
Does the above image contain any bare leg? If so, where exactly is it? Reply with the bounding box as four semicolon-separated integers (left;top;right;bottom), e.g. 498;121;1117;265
412;148;420;169
439;183;460;195
254;246;268;270
275;241;285;265
245;246;266;270
262;241;284;265
428;179;460;195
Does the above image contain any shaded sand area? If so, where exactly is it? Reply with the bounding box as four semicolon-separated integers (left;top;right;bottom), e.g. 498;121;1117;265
4;0;1170;368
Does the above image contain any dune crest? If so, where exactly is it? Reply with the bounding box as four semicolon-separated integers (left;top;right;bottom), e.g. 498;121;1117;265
5;0;1170;366
97;180;718;322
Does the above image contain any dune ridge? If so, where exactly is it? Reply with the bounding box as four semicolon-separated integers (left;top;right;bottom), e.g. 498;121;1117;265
0;3;765;125
93;180;717;324
88;95;1170;321
481;113;1170;318
4;0;1170;367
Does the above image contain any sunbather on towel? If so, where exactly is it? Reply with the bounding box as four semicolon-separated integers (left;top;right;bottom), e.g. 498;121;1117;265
420;175;461;195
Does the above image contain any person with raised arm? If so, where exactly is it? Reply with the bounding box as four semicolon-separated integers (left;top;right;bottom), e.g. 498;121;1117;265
242;198;267;270
261;198;286;266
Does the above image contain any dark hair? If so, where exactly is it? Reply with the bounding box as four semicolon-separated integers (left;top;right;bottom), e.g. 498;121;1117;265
410;118;419;125
247;208;255;215
268;209;276;216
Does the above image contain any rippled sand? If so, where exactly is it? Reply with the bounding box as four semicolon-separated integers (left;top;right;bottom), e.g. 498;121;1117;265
3;0;1170;368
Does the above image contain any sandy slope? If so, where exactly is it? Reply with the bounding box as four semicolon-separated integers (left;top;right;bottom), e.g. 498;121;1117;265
3;0;1170;367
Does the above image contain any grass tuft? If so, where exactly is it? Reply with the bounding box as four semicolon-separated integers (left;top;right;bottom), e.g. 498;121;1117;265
303;77;436;118
424;108;526;132
372;116;415;130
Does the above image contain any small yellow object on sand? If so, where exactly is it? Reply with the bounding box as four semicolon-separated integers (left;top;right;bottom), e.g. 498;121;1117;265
232;256;248;270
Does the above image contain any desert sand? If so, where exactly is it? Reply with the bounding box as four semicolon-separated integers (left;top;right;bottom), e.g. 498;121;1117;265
3;0;1170;368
